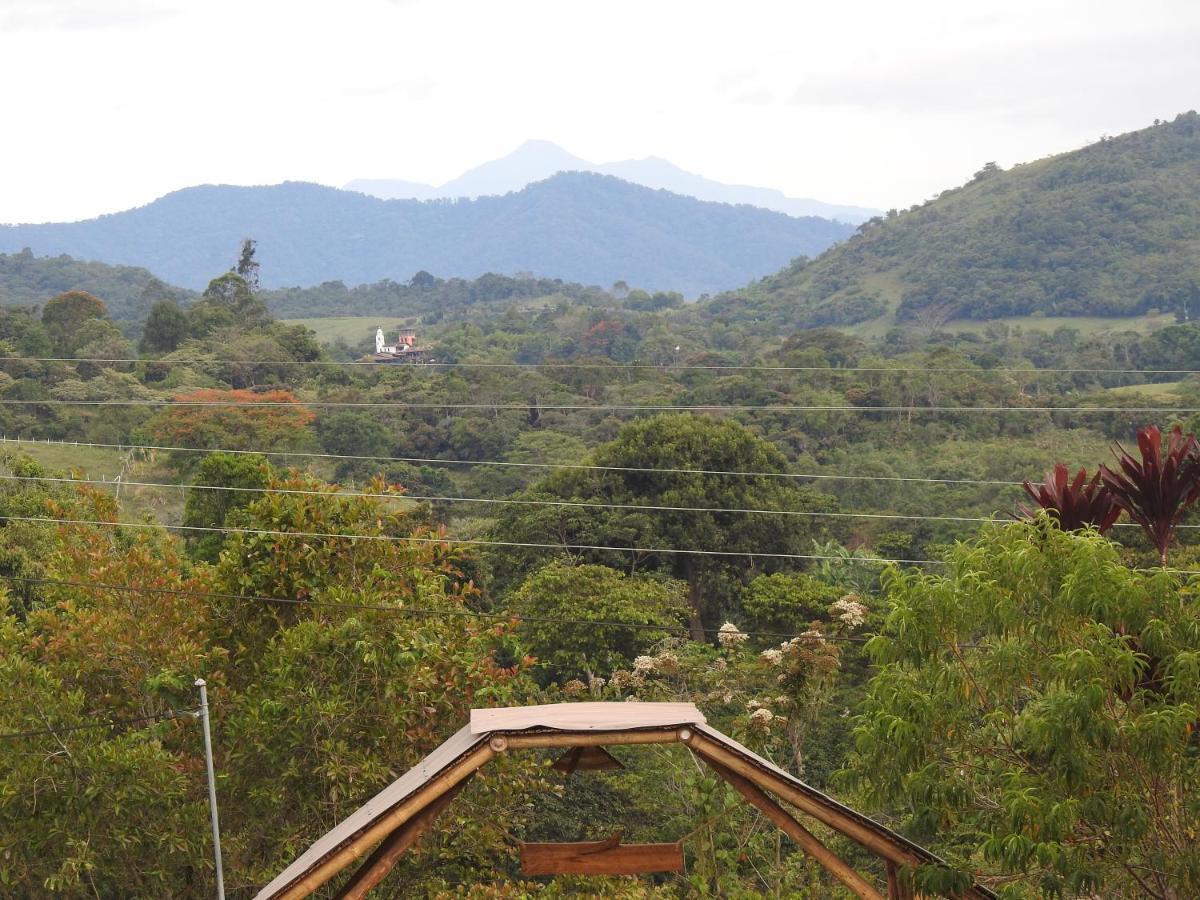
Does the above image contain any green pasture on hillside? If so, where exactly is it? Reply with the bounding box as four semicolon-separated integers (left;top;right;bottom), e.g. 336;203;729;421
282;316;409;347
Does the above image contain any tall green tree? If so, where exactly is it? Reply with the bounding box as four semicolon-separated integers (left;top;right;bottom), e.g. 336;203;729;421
234;238;261;292
40;290;108;353
182;452;271;562
139;299;190;354
493;414;836;639
510;561;687;680
848;518;1200;897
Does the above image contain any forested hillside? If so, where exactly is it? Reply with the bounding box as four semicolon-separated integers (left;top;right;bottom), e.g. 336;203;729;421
0;173;854;296
710;112;1200;330
0;249;190;323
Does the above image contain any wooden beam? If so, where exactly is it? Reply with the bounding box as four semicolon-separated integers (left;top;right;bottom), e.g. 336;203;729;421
886;860;916;900
684;733;993;900
500;729;680;749
333;779;469;900
685;733;923;867
273;743;496;900
520;834;684;876
704;759;884;900
552;745;623;774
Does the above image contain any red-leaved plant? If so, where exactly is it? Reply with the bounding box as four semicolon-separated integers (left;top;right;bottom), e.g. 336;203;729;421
1019;463;1121;533
1100;425;1200;565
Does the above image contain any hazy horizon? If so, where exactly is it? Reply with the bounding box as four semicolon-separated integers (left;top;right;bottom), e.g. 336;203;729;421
1;0;1197;223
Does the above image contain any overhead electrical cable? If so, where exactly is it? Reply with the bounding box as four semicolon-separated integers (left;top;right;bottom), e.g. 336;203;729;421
0;472;1012;525
3;355;1198;376
0;471;1181;531
0;399;1195;413
0;437;1029;486
0;574;874;643
0;513;943;564
0;707;199;741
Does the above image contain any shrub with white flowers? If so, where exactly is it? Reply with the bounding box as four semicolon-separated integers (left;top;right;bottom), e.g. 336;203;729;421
717;622;748;647
830;593;869;628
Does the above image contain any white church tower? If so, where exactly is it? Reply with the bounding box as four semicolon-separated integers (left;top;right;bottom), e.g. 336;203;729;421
375;327;398;354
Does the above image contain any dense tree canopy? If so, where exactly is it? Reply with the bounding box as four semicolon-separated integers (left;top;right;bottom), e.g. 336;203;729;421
492;414;837;638
850;519;1200;897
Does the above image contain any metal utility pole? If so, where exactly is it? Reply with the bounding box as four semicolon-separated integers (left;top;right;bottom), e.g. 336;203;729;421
195;678;226;900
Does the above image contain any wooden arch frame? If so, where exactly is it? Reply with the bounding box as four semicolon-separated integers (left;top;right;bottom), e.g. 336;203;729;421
255;703;995;900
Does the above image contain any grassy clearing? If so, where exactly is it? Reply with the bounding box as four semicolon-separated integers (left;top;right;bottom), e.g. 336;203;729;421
1104;379;1193;402
283;316;408;346
0;438;128;479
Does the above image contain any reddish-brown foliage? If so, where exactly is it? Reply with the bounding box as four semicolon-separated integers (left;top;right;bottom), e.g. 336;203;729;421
1100;425;1200;565
1019;463;1121;533
147;388;316;451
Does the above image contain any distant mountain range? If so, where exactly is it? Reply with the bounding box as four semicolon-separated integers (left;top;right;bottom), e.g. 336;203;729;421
0;173;854;296
705;112;1200;328
345;140;880;224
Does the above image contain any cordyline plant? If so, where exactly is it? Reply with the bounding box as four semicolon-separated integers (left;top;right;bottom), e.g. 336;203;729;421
1100;424;1200;565
1019;463;1121;533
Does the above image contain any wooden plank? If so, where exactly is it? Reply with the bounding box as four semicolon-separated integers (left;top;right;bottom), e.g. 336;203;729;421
520;835;683;876
501;729;680;749
551;745;623;774
273;744;496;900
704;760;884;900
333;780;468;900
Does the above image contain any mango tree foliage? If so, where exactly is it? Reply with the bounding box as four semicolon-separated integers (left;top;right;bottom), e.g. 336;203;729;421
491;414;836;639
40;290;108;353
212;471;456;632
0;467;548;897
849;519;1200;898
181;451;271;562
511;561;687;680
0;611;210;896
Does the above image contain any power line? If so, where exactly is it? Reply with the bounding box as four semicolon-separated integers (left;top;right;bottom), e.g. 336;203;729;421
5;470;1184;532
0;398;1195;413
0;574;872;643
0;707;198;741
0;472;1011;526
0;437;1030;486
4;355;1199;376
0;513;942;564
9;468;1180;532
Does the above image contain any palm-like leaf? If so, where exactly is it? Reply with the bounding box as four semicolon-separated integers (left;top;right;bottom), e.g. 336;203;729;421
1099;425;1200;565
1018;463;1121;533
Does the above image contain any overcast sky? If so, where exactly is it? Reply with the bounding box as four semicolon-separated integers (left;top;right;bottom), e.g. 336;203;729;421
1;0;1197;223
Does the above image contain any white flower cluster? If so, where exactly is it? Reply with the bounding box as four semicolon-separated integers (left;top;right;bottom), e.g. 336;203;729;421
632;655;657;673
654;651;681;675
749;708;775;726
831;594;869;628
760;648;784;665
717;622;749;647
